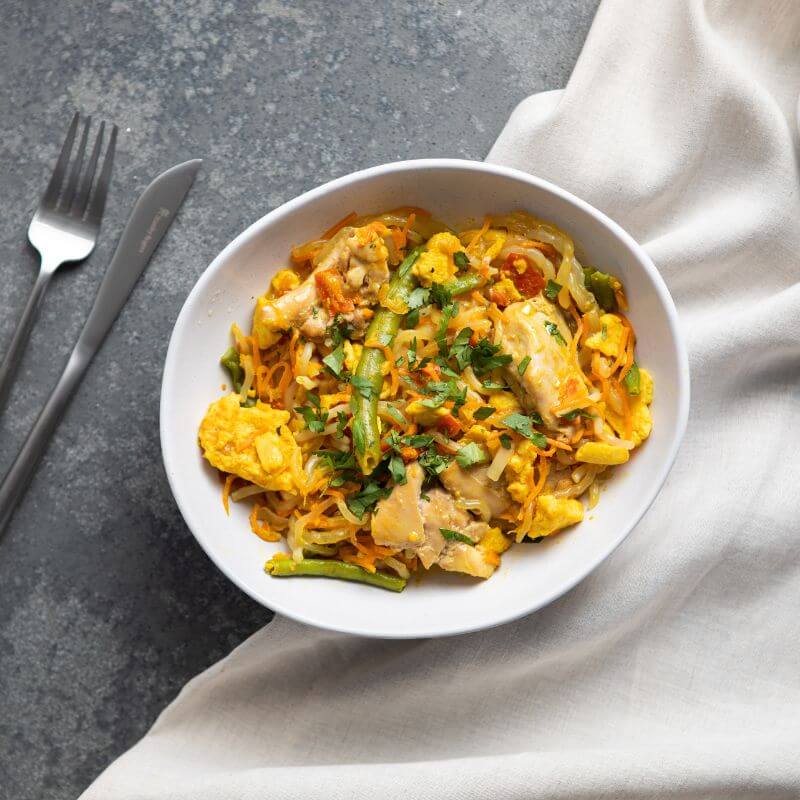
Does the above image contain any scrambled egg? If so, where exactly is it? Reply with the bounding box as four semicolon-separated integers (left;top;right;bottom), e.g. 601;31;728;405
343;340;362;373
405;399;449;426
575;442;629;465
606;368;654;446
199;394;303;493
270;269;301;296
585;313;625;359
413;232;462;286
506;440;538;503
478;526;511;555
529;495;584;538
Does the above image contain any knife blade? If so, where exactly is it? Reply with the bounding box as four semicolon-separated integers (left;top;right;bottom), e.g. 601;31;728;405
0;159;202;536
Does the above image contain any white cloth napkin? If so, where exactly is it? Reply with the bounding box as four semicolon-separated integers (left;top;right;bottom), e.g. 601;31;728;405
82;1;800;797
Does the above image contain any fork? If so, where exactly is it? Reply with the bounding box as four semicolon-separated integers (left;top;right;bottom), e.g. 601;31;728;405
0;113;117;415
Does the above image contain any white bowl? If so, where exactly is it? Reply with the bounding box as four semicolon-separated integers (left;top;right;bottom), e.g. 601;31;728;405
160;159;689;639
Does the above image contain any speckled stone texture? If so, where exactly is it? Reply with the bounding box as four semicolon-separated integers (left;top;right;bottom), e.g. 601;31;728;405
0;1;598;797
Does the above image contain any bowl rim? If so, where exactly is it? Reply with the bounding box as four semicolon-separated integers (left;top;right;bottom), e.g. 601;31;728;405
160;157;690;638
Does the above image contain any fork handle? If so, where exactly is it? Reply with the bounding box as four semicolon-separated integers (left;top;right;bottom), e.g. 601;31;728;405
0;345;90;535
0;267;54;415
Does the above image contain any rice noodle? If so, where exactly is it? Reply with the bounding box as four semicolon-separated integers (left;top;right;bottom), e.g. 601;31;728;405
230;484;266;503
239;354;254;402
487;443;513;481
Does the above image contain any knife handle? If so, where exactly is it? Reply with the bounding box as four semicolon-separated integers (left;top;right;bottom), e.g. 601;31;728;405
0;346;92;535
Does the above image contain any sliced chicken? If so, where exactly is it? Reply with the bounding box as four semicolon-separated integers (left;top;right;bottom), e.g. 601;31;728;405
421;488;489;544
253;223;391;348
371;463;444;569
498;297;592;427
438;542;496;579
440;463;512;520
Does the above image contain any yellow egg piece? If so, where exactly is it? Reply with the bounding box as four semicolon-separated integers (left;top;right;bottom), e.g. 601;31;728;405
575;441;630;465
412;231;463;286
198;394;303;493
529;495;584;538
585;313;625;359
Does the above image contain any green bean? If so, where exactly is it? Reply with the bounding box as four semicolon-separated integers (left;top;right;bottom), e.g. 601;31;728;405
353;250;420;474
583;267;618;312
266;557;407;592
443;272;484;297
220;346;244;392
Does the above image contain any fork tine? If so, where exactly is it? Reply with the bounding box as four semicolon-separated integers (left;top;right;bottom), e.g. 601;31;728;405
60;116;91;212
72;121;104;217
41;112;80;210
85;124;117;224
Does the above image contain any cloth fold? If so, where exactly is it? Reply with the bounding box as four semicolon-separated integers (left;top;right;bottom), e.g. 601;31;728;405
82;1;800;797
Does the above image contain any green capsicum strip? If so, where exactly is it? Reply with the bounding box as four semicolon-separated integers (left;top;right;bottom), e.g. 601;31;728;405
265;557;407;592
352;248;420;474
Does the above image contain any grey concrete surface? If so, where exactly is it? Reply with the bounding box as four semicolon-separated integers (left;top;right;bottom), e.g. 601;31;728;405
0;1;599;797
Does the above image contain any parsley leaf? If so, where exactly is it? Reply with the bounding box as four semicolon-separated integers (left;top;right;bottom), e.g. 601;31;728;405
346;482;392;519
544;279;562;301
326;315;352;347
544;320;566;346
518;355;531;376
316;449;356;472
429;283;453;309
453;251;469;269
500;433;513;449
455;442;489;468
404;308;421;328
470;338;512;375
449;327;474;370
473;406;496;421
501;413;548;448
322;344;345;377
335;411;349;438
388;455;407;485
418;448;452;479
481;379;507;390
295;400;328;433
440;528;473;544
435;302;459;353
350;375;375;400
559;408;592;421
407;286;430;310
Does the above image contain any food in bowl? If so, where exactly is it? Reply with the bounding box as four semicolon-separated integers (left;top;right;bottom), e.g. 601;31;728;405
197;208;653;592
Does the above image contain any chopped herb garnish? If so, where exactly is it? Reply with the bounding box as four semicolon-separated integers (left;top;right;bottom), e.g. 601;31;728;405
449;327;474;370
388;455;407;485
435;302;459;353
346;482;392;519
322;344;345;377
295;399;328;433
326;315;352;347
316;449;357;472
559;408;593;421
335;411;349;438
440;528;473;544
418;448;452;479
500;433;513;449
349;374;375;400
470;337;512;375
473;406;496;421
544;320;566;346
624;362;641;395
481;379;507;390
501;413;548;448
453;251;469;269
455;442;489;468
518;355;531;376
407;286;430;310
544;279;562;301
429;283;453;309
404;308;421;328
434;357;461;378
600;323;608;341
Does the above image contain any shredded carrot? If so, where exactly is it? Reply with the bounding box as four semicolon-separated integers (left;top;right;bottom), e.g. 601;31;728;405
545;437;572;452
249;504;281;542
321;211;357;241
467;217;490;253
222;474;235;515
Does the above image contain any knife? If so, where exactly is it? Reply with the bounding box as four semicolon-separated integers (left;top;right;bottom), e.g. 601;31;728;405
0;159;202;535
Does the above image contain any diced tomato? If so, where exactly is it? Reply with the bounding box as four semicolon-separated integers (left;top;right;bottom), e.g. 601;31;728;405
489;286;513;308
315;268;354;314
501;253;545;297
437;414;461;437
